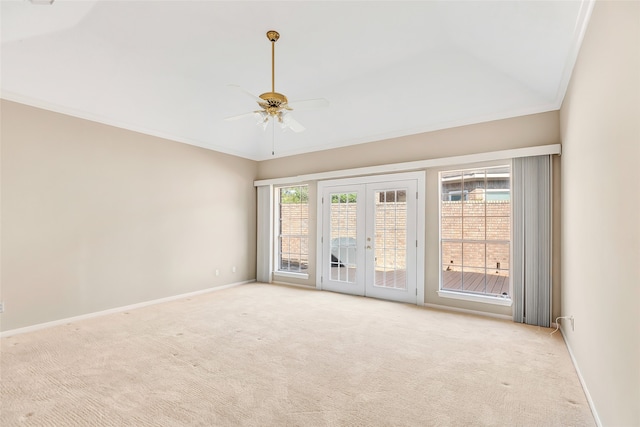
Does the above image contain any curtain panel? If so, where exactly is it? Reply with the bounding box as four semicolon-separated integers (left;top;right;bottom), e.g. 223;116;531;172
256;185;273;283
512;155;552;327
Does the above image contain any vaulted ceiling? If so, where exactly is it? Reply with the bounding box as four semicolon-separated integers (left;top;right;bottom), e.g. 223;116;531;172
1;1;593;160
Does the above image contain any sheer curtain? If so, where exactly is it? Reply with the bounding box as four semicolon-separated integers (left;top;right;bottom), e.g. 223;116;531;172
512;155;552;327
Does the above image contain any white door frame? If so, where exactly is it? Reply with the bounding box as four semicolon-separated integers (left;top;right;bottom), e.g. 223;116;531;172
316;171;425;305
319;183;367;296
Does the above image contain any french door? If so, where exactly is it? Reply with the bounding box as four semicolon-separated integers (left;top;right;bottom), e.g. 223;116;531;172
318;173;421;304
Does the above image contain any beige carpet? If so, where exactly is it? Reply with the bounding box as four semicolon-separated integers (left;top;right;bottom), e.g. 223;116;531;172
1;283;594;426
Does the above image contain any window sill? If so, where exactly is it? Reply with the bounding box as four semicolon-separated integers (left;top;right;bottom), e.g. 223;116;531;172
437;290;513;306
273;271;309;280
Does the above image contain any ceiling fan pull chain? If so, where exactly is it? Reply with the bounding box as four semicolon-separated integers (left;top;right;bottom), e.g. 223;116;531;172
272;118;275;156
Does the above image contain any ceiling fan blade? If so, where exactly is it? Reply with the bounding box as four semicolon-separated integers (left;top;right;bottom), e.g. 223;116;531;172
227;84;263;104
281;113;306;132
224;111;259;121
287;98;329;111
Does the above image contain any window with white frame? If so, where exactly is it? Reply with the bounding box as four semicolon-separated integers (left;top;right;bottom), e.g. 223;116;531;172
440;166;511;298
276;185;309;274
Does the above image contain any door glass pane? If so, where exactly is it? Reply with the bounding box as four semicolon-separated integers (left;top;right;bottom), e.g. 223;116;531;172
374;189;407;290
329;192;357;283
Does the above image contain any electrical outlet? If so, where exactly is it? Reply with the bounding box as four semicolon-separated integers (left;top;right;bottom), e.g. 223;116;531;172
0;301;4;314
232;266;236;273
570;316;575;331
215;269;220;277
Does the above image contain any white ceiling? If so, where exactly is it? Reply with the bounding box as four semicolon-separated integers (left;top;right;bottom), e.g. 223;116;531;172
1;0;593;161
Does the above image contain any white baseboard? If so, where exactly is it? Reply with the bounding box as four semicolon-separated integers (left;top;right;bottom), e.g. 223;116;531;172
423;302;513;321
0;280;255;338
271;280;317;290
560;326;602;427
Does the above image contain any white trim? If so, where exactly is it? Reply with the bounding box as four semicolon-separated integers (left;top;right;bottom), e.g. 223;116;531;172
4;92;567;163
254;144;561;187
0;280;254;338
271;281;317;290
437;290;513;307
423;302;513;321
560;326;602;427
318;171;426;188
554;0;596;109
273;271;309;280
316;172;425;189
318;182;367;296
1;92;260;161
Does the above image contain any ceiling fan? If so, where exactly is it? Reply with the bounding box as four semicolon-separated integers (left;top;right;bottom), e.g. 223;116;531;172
225;30;329;133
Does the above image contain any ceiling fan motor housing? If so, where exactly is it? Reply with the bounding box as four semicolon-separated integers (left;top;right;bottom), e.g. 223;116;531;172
259;91;290;115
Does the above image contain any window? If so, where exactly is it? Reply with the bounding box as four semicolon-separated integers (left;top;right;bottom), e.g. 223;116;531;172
440;166;511;299
277;185;309;274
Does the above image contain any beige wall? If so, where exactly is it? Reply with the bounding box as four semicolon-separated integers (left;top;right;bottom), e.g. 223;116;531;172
259;113;560;317
0;91;563;328
1;100;258;332
560;1;640;426
258;112;559;179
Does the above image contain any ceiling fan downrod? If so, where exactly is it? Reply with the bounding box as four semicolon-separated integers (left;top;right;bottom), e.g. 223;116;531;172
259;31;288;113
266;30;279;93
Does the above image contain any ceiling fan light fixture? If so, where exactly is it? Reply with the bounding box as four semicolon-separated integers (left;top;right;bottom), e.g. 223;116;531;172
254;110;269;126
